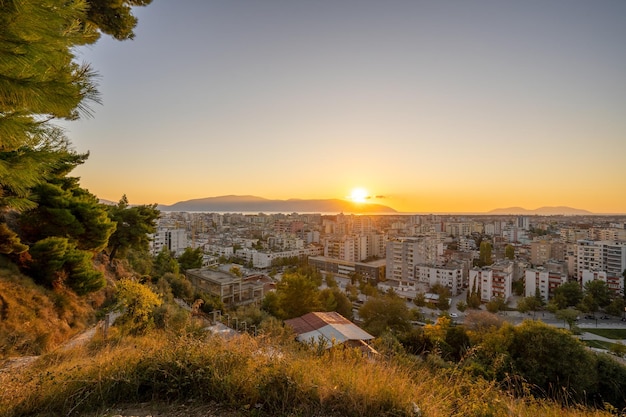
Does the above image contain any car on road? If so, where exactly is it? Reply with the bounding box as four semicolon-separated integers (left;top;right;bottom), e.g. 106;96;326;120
450;313;458;318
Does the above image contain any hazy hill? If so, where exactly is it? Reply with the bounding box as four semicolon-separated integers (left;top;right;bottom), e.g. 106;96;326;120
488;206;593;215
158;195;397;213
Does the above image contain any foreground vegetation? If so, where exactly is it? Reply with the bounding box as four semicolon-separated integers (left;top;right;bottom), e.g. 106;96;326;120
0;324;617;417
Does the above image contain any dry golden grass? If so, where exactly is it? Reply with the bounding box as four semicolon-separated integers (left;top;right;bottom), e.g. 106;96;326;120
0;328;615;417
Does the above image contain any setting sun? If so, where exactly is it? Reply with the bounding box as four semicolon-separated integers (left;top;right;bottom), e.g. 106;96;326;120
349;187;369;203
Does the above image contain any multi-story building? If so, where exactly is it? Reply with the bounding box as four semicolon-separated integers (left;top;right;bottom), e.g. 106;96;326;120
308;256;386;283
524;268;567;302
385;237;443;284
469;260;513;302
576;240;626;281
415;263;464;295
186;268;265;306
150;228;188;256
580;268;624;298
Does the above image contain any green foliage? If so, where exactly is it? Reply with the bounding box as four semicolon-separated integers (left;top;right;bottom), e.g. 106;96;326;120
486;296;506;313
0;223;27;255
27;237;105;295
268;271;321;319
516;296;541;315
583;280;612;309
359;292;411;336
0;0;149;214
466;279;482;309
555;308;580;330
116;278;162;334
107;195;159;262
508;320;597;401
605;297;626;317
512;279;524;296
152;247;179;278
475;241;493;267
324;273;337;288
594;354;626;410
414;292;426;307
18;169;115;253
505;244;515;260
319;287;353;320
85;0;153;41
177;247;203;271
553;281;583;309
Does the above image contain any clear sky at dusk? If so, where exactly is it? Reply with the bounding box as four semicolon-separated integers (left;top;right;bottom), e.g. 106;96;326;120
64;0;626;214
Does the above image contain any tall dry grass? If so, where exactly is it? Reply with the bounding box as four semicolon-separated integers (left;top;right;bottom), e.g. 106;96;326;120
0;329;615;417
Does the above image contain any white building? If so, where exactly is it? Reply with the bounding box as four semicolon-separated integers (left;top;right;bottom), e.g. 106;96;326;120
415;263;464;295
576;240;626;282
469;261;513;302
524;268;567;302
150;228;188;256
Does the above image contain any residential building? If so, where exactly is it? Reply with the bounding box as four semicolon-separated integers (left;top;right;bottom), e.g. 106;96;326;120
150;228;188;256
309;256;386;283
524;268;567;302
469;261;513;302
186;268;264;306
385;236;443;284
415;263;464;295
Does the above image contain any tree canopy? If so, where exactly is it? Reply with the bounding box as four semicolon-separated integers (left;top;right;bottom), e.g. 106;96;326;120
1;0;151;258
106;195;159;263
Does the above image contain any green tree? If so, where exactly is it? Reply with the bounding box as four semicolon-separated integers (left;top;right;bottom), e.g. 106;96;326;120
324;273;338;288
0;0;150;213
467;279;482;309
486;296;507;313
17;153;115;253
177;247;203;271
319;287;353;320
106;195;159;263
476;241;493;267
583;279;612;309
358;292;411;336
85;0;153;41
270;272;321;319
27;236;105;295
605;297;626;317
553;281;583;309
516;296;542;318
555;308;580;330
509;320;597;402
152;247;179;278
505;244;515;260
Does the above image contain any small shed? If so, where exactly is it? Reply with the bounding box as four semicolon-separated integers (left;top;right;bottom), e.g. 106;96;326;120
284;311;376;354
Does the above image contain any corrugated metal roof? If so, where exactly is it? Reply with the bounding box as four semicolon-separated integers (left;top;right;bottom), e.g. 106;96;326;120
285;312;374;347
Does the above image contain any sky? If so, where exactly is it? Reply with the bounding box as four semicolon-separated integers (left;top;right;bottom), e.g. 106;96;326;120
64;0;626;214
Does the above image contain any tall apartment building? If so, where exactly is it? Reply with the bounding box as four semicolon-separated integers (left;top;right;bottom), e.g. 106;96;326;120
469;261;513;302
385;237;443;284
150;228;188;256
524;268;567;302
575;240;626;298
576;240;626;280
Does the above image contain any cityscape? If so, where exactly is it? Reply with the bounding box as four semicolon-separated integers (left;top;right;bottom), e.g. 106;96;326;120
152;209;626;323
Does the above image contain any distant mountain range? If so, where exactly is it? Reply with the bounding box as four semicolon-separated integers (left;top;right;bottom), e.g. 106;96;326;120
157;195;398;213
487;206;593;215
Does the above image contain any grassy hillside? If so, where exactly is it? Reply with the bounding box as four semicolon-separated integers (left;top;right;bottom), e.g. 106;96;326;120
0;257;113;358
0;327;614;417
